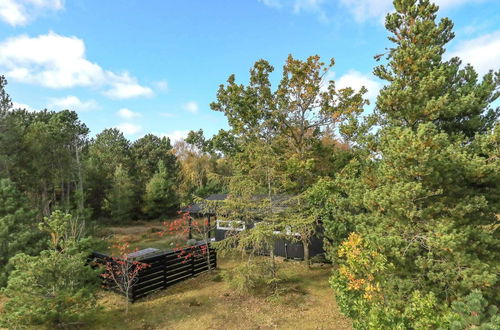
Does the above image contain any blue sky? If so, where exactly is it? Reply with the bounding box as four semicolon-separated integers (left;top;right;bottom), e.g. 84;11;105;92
0;0;498;141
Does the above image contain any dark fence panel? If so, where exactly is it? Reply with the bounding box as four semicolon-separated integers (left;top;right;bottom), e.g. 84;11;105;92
215;228;325;260
91;243;216;302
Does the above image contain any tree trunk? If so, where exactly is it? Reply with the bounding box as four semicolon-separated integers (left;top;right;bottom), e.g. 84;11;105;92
302;238;310;266
75;144;84;214
125;287;130;314
206;238;212;272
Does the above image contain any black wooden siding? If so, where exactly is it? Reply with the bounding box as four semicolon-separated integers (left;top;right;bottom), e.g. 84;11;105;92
92;243;216;302
215;228;324;260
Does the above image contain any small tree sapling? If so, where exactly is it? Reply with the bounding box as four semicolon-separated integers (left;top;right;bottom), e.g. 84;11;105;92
101;242;150;313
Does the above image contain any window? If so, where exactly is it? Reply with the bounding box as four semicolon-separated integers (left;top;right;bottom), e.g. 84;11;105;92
216;219;246;231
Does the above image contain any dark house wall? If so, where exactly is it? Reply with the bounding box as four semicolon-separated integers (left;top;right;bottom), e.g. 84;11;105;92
215;228;325;260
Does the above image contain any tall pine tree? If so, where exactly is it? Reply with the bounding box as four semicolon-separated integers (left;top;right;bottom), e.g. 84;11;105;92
316;0;499;328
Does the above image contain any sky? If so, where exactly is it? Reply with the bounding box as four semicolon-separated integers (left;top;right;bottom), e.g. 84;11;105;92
0;0;498;142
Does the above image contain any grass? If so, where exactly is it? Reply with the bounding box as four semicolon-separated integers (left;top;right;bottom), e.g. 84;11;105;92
98;219;187;253
100;218;212;254
1;220;352;329
89;257;352;330
88;220;352;329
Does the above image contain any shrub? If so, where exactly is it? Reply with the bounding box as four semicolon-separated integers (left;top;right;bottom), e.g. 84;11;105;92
0;250;100;327
222;259;284;295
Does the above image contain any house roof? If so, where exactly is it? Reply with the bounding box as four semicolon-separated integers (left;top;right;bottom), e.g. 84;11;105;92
181;194;228;214
205;193;228;201
181;193;294;215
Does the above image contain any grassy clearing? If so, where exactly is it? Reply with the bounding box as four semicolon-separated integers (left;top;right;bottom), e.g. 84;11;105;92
90;257;352;330
90;221;351;329
99;218;211;253
0;221;351;329
98;219;185;253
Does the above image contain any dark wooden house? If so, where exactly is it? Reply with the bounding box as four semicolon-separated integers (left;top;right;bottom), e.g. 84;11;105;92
183;194;325;260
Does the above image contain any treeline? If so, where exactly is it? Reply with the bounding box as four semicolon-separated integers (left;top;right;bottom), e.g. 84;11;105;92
0;83;228;224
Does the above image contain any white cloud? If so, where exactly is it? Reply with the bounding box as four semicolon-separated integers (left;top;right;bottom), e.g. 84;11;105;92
104;72;153;99
0;0;63;26
259;0;282;8
0;32;153;99
335;70;381;103
322;70;381;103
183;101;199;113
293;0;327;22
12;101;34;111
448;30;500;76
435;0;485;8
117;108;141;120
116;122;142;135
339;0;391;23
48;95;98;111
153;80;168;91
160;130;190;143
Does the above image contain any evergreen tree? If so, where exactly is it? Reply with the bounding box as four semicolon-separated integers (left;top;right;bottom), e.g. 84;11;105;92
0;179;43;287
142;160;178;218
374;0;498;137
0;75;12;114
316;0;499;328
103;165;135;222
131;134;178;189
86;128;133;219
0;210;99;328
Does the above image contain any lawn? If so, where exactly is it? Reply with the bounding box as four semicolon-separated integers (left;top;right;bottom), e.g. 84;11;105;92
90;257;352;330
1;221;352;329
89;220;352;330
99;218;210;253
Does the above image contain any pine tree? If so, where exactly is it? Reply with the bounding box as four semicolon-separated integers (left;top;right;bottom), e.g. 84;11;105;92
142;160;178;218
0;75;12;114
374;0;498;137
0;179;43;286
103;165;135;222
317;0;499;328
0;210;99;327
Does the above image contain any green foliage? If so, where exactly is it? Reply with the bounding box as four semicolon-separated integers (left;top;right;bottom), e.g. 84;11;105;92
326;122;499;327
132;134;179;215
39;209;73;248
103;164;135;222
175;138;230;204
0;107;89;217
374;0;498;136
0;210;100;328
86;128;133;219
446;290;500;329
318;0;500;328
0;75;12;113
132;134;177;186
1;250;99;328
210;54;365;192
142;160;179;218
222;259;284;296
0;179;43;287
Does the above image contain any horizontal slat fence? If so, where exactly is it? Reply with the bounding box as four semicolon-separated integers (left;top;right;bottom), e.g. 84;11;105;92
91;243;216;302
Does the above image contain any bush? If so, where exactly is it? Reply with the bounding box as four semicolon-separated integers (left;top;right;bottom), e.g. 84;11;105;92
0;250;100;328
222;260;284;295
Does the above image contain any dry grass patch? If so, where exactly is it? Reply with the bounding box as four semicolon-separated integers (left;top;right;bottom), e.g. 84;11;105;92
89;258;352;330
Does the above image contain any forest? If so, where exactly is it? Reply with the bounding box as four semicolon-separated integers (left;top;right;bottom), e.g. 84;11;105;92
0;0;498;329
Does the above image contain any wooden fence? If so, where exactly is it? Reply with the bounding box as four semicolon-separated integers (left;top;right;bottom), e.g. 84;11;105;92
91;243;216;302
